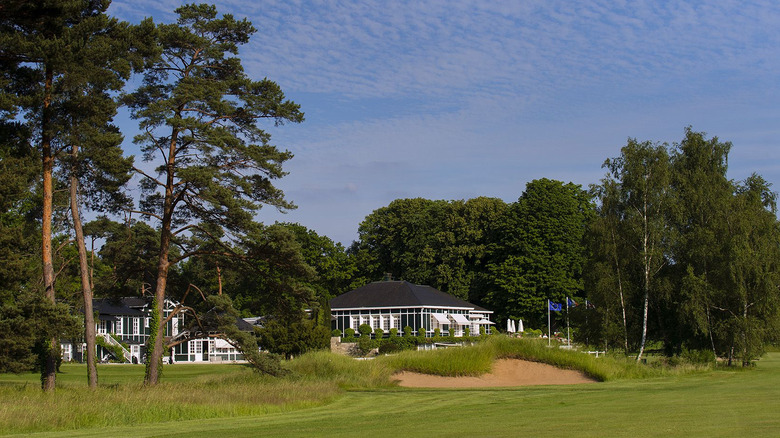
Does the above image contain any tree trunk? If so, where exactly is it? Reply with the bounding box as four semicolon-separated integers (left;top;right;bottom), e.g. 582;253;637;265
70;145;98;389
144;128;179;386
637;192;650;363
41;67;57;392
610;228;629;352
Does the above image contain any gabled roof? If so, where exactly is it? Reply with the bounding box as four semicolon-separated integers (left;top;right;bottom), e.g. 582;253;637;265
330;281;489;312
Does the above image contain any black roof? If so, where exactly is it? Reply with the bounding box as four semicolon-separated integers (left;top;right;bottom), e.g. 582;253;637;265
330;281;489;312
93;298;146;316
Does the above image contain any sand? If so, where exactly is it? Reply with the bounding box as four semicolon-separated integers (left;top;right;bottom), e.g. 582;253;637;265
393;359;597;388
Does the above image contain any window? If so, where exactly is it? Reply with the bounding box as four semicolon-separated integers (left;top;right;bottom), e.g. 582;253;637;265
382;315;390;331
133;318;139;335
372;315;380;330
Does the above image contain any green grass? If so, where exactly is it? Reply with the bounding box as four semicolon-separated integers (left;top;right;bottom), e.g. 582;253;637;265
2;340;779;437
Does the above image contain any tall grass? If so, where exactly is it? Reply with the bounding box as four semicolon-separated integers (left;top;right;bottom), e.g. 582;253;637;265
485;337;663;381
379;343;496;376
377;337;682;381
285;350;394;388
0;366;339;436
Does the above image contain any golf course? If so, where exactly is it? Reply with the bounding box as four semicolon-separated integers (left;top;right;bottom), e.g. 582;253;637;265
1;338;779;437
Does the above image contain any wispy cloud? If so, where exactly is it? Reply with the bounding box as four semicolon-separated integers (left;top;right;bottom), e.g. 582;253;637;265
109;0;780;244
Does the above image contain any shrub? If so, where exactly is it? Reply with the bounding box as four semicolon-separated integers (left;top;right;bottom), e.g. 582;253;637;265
343;328;356;342
480;326;486;337
403;326;413;337
378;342;401;354
331;329;342;337
417;327;427;338
464;327;470;338
358;324;372;337
681;348;716;364
358;336;374;355
433;328;441;339
389;328;399;337
374;328;384;339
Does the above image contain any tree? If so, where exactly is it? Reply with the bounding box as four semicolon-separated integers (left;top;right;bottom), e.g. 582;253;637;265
665;128;733;355
599;140;671;361
123;4;303;384
585;177;633;351
353;197;507;301
258;316;330;360
485;179;592;329
716;176;780;365
0;0;149;390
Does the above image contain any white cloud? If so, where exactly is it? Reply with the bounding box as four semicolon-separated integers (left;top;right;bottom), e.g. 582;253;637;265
109;0;780;244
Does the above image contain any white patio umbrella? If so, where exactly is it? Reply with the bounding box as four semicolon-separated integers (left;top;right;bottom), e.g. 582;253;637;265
507;318;514;333
517;319;524;333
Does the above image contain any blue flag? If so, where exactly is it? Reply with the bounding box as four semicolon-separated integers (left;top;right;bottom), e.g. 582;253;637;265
567;297;577;307
548;302;562;312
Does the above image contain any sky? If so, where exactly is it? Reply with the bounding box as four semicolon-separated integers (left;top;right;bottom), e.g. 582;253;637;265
109;0;780;246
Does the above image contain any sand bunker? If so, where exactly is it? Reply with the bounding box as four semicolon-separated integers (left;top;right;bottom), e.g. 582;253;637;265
393;359;597;388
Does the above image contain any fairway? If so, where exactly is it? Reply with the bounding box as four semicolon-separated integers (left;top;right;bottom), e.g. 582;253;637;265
8;354;780;437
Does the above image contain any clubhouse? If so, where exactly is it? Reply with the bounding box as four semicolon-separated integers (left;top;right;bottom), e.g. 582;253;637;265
330;280;494;337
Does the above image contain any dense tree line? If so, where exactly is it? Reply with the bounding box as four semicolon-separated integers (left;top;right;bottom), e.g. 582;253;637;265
586;129;780;364
349;129;779;365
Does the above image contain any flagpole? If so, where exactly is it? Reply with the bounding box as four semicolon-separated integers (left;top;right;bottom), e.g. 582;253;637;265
547;299;551;347
566;297;571;348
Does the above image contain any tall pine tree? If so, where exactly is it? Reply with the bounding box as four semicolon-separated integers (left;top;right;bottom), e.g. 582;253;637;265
123;4;303;385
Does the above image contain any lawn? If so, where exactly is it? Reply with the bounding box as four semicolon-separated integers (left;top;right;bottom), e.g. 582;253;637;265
3;343;780;437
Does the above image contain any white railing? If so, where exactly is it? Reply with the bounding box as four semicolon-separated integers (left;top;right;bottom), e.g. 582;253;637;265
99;333;132;363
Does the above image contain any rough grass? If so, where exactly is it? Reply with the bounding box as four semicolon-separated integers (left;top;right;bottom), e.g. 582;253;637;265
377;337;676;381
0;364;342;436
0;337;726;435
284;350;394;388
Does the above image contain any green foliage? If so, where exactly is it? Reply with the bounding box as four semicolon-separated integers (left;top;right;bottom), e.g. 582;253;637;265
464;327;470;338
358;324;372;337
277;223;357;300
485;178;593;329
374;328;384;339
378;341;401;354
204;295;285;375
331;329;342;337
344;328;355;339
123;3;303;383
258;315;329;361
357;336;375;355
353;197;508;301
404;326;413;337
0;294;79;373
389;328;399;337
417;327;427;338
95;336;126;362
680;348;716;365
587;129;780;363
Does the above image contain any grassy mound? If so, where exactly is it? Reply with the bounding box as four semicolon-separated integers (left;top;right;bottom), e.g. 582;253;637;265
377;336;671;381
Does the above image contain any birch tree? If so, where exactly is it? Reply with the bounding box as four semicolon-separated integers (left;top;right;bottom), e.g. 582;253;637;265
601;139;671;361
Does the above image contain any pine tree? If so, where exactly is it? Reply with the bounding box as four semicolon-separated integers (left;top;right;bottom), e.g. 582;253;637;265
123;4;303;385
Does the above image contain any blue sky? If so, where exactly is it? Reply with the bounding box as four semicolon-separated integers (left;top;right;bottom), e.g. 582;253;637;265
110;0;780;245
